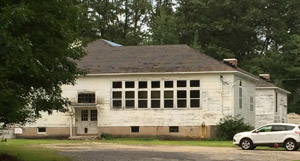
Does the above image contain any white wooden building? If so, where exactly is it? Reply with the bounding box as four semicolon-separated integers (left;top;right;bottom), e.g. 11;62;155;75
255;74;290;128
16;39;288;139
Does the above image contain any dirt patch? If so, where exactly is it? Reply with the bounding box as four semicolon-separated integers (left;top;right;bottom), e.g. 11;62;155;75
0;154;23;161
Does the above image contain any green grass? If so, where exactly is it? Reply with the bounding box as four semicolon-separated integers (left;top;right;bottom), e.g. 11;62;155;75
98;137;235;147
0;139;81;161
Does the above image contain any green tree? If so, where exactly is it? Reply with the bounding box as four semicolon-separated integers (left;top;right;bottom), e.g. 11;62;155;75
0;0;85;126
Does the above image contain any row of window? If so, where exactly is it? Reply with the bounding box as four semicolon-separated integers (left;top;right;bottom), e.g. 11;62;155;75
113;80;200;89
131;126;179;133
257;125;296;132
112;80;201;109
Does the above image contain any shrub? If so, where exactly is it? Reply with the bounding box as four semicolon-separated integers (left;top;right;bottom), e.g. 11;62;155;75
99;132;113;140
216;115;254;140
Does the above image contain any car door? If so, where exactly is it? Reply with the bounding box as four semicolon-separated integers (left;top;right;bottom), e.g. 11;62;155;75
252;125;273;144
271;125;294;143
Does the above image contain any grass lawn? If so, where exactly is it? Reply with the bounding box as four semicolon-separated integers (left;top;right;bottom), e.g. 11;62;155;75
0;139;81;161
99;137;235;147
0;138;290;161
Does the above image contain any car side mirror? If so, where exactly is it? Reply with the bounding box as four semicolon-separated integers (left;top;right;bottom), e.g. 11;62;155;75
253;130;258;133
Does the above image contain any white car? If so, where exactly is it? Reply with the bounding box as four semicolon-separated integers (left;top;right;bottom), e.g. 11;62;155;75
233;123;300;151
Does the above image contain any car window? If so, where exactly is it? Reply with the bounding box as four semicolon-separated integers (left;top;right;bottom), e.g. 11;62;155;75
286;126;295;131
272;125;286;131
257;125;272;132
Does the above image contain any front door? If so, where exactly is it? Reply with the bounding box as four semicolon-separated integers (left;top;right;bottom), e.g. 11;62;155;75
76;108;98;135
252;125;273;144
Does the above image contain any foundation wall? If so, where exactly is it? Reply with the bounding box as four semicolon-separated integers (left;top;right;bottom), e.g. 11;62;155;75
99;125;217;139
16;127;70;139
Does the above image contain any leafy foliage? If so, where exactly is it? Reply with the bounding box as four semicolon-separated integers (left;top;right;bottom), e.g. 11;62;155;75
217;115;254;141
0;0;85;126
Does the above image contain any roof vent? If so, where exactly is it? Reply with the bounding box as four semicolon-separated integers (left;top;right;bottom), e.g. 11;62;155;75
223;58;238;68
259;74;270;81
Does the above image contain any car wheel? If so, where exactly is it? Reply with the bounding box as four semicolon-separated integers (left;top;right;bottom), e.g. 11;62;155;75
240;138;253;150
284;139;297;151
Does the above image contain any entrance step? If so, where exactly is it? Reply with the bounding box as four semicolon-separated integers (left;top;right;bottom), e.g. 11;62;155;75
69;135;98;140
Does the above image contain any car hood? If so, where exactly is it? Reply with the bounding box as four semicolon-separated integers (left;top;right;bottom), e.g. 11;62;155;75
235;131;251;136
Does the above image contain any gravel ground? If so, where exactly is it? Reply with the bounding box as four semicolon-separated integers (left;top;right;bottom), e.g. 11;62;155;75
44;143;300;161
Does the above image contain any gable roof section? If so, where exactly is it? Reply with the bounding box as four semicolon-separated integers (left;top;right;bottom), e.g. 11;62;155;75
78;39;255;79
255;78;290;94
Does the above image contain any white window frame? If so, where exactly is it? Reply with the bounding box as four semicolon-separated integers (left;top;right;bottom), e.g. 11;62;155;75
37;127;46;134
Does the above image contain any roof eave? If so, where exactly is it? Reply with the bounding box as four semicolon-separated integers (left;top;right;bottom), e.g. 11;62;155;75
256;87;291;94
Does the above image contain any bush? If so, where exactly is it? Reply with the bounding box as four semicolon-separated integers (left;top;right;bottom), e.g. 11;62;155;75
216;115;254;140
99;132;113;140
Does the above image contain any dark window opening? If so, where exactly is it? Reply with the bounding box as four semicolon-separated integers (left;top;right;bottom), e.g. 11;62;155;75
90;110;97;121
275;92;278;112
151;81;160;88
38;127;46;133
113;82;122;88
138;91;147;108
131;126;139;133
164;81;173;88
190;80;200;87
139;81;147;88
169;126;179;133
84;128;88;133
177;80;186;87
125;81;135;88
78;93;95;103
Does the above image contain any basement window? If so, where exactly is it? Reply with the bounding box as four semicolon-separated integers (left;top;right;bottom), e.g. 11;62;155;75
169;126;179;133
37;127;46;134
131;126;139;133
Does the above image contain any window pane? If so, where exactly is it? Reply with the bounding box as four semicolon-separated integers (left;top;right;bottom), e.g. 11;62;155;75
164;91;173;98
169;126;179;133
164;81;173;88
125;91;134;98
139;81;147;88
190;80;200;87
151;91;160;98
138;100;147;108
164;100;173;108
151;81;160;88
113;91;122;99
286;126;295;130
126;100;135;108
272;125;286;132
177;80;186;87
191;100;200;108
113;100;122;108
78;93;95;103
138;91;147;98
177;90;186;98
113;82;122;88
151;100;160;108
177;100;186;108
81;110;88;121
38;128;46;133
90;110;97;121
131;126;139;133
125;81;135;88
239;88;242;97
190;90;200;98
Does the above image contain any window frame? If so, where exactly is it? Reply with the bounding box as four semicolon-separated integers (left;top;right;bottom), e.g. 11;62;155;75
37;127;46;134
90;110;97;121
169;126;179;133
77;92;96;104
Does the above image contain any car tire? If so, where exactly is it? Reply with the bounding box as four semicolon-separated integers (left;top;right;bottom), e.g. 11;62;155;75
240;138;253;150
284;139;298;151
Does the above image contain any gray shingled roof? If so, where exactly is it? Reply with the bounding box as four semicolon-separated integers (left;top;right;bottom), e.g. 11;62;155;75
255;78;277;88
78;39;240;74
